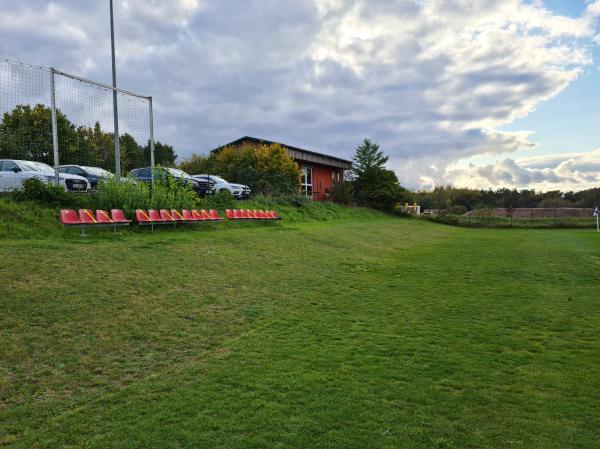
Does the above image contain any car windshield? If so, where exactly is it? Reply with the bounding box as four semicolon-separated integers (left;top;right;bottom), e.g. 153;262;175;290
18;161;54;171
167;168;191;179
207;176;226;183
82;166;113;177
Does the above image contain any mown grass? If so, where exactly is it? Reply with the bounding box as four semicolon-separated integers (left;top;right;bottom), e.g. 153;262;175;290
0;197;385;239
1;204;600;448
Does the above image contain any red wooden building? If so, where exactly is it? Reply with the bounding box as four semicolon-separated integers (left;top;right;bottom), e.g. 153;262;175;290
213;136;352;201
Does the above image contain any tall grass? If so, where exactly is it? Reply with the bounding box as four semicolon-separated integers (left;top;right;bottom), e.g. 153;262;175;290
94;176;199;214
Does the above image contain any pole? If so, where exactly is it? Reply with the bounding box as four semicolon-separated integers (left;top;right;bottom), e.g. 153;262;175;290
110;0;121;177
149;97;155;189
49;68;59;185
596;214;599;233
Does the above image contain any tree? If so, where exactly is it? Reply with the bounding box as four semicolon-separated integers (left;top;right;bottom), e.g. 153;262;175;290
144;141;177;167
178;153;209;175
0;104;79;165
352;138;388;177
210;143;300;195
351;139;407;211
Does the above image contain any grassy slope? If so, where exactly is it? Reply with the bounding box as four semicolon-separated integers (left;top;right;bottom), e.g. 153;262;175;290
1;203;600;448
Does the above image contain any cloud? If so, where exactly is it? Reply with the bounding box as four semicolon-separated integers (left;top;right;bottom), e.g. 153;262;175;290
445;149;600;191
0;0;598;190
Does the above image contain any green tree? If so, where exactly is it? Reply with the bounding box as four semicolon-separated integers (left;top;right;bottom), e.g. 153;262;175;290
211;143;300;195
352;138;388;177
0;104;79;165
144;141;177;167
351;139;407;211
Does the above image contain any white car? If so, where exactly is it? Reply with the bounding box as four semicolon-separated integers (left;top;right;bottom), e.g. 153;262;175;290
191;174;251;199
0;159;90;193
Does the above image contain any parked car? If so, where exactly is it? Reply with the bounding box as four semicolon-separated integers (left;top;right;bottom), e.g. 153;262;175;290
191;175;252;199
58;164;115;189
129;167;215;197
0;159;90;193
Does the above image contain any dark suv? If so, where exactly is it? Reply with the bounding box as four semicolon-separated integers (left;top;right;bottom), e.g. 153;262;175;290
58;165;114;189
129;167;214;197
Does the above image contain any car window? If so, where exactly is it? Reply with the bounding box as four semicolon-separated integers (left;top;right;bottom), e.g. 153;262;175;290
58;167;68;173
0;161;18;172
168;168;191;179
19;161;53;171
71;167;87;176
83;166;112;177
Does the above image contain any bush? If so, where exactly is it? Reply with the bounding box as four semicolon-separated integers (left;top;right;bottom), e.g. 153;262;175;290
211;143;300;195
94;172;199;214
199;190;235;210
446;205;468;215
329;181;353;205
11;178;86;208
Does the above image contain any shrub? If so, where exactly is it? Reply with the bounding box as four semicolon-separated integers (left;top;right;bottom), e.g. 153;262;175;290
446;205;468;215
94;171;199;214
11;178;86;208
211;143;300;195
329;181;353;205
199;190;235;210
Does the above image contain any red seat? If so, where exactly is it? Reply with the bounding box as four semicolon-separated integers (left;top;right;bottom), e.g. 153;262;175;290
240;209;250;219
96;210;113;223
248;210;258;219
111;209;131;223
226;209;235;220
148;209;164;222
201;210;212;220
257;210;268;219
209;210;222;221
79;209;98;224
60;209;80;225
270;210;281;220
182;210;198;221
136;209;152;223
160;209;175;221
233;209;242;219
191;210;205;220
170;209;185;221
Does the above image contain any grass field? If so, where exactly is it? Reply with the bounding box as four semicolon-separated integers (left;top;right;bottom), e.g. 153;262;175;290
1;200;600;448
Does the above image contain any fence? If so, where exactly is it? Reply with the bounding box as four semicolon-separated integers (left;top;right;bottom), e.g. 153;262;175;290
0;58;154;190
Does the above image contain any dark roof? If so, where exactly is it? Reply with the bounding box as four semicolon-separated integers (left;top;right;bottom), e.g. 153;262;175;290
212;136;352;169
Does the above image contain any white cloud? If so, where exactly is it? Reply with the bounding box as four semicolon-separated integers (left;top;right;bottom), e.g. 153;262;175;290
0;0;598;190
445;149;600;191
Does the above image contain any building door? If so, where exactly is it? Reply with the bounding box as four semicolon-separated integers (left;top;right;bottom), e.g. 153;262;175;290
301;165;313;197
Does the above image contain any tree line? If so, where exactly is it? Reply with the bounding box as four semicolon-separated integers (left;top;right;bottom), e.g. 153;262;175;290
0;104;176;172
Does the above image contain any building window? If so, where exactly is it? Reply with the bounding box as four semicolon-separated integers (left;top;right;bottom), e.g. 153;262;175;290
301;165;312;197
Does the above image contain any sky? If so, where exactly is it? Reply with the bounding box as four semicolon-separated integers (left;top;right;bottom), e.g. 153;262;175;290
0;0;599;192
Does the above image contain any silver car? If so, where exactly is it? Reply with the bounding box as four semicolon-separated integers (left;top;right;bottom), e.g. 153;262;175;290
0;159;90;193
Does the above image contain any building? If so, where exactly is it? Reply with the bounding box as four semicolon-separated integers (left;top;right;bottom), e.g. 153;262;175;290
212;136;352;201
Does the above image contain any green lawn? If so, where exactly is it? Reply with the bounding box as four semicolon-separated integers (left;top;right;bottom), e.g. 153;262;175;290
1;206;600;448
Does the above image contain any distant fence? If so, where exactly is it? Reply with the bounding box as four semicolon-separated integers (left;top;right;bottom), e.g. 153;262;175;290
0;58;154;185
427;209;597;229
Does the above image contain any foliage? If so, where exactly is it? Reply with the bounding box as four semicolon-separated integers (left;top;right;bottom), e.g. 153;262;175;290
351;139;407;211
209;143;300;195
11;178;86;208
199;189;235;210
414;185;600;211
352;138;388;176
0;103;177;172
178;153;210;175
94;171;199;214
329;180;354;205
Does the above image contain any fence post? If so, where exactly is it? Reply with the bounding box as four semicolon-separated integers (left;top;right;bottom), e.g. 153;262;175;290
149;96;155;189
49;67;59;185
